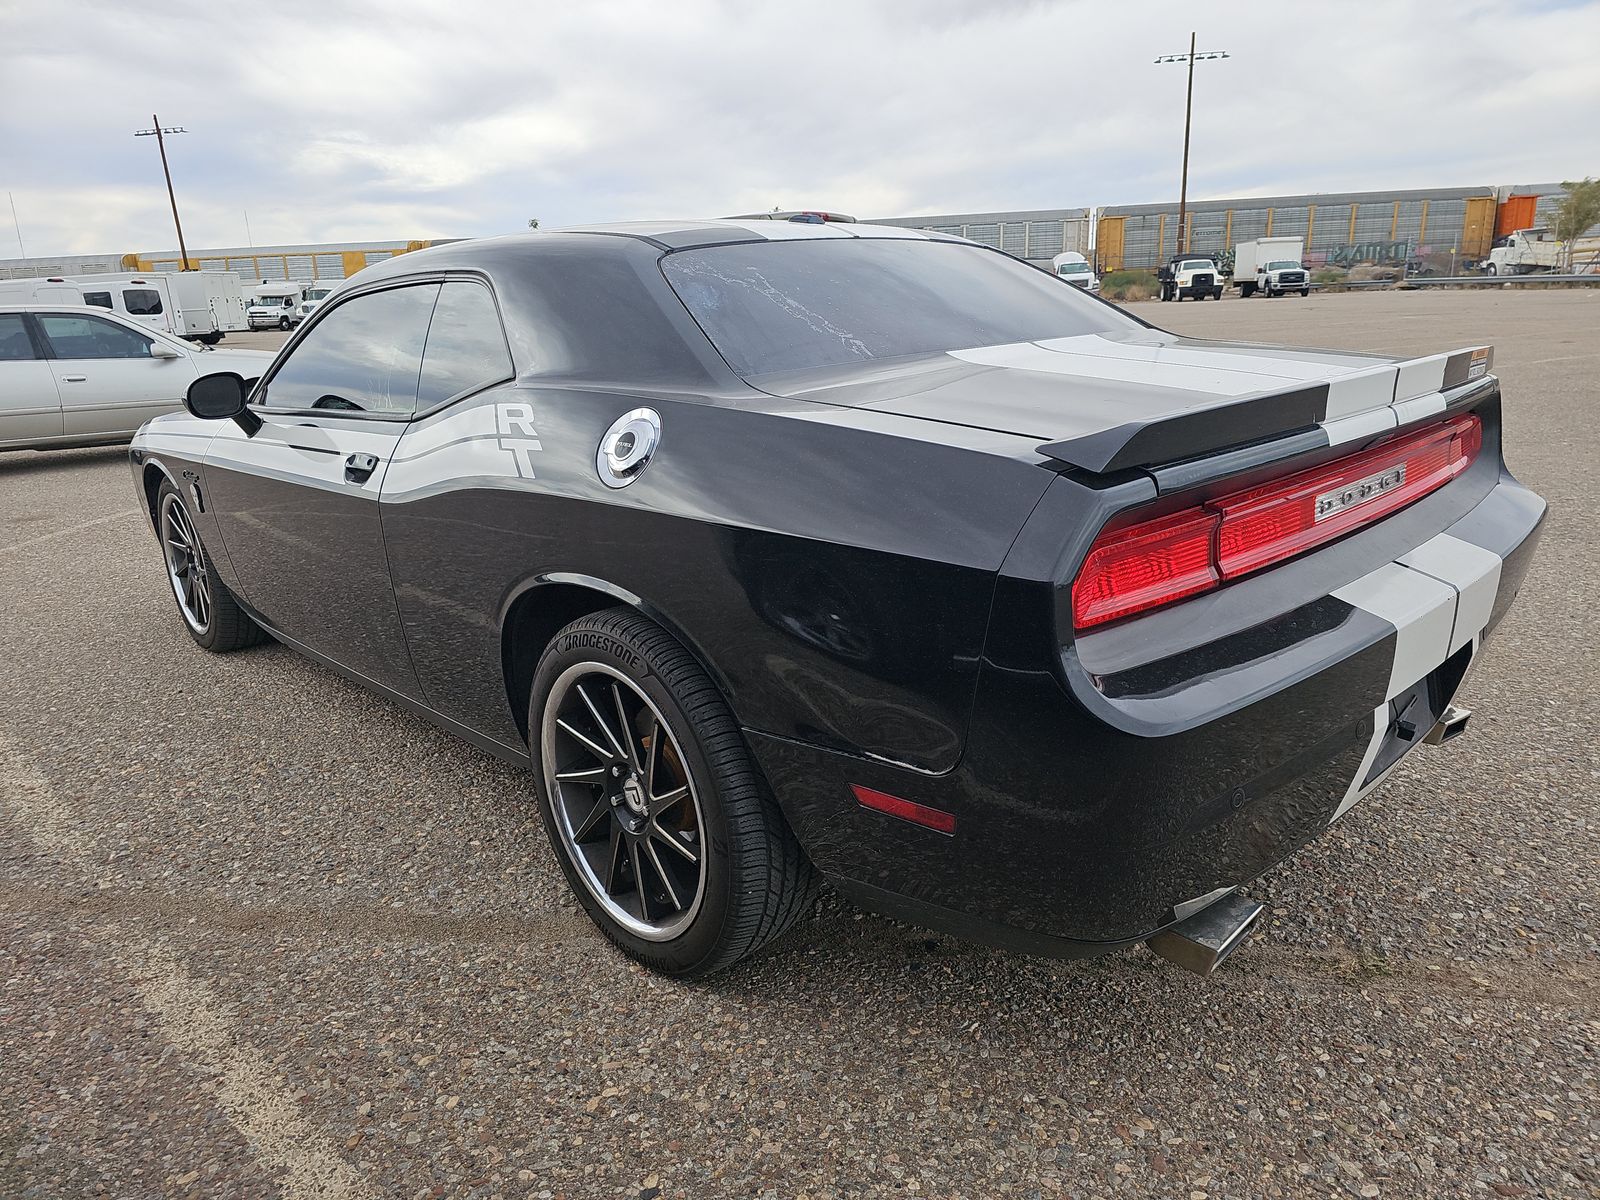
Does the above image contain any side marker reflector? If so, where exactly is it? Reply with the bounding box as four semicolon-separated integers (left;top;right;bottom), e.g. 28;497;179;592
851;784;957;835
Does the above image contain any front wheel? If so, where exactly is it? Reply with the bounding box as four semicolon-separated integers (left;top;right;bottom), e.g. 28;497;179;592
1485;263;1498;276
532;608;817;977
277;316;291;331
156;482;266;652
1301;288;1310;297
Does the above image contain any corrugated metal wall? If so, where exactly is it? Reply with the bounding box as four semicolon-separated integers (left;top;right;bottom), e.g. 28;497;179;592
869;210;1091;265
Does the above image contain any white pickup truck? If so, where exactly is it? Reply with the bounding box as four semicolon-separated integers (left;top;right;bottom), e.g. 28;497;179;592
1485;228;1600;276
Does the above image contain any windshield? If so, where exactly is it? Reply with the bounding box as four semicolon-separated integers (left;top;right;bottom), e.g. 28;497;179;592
251;296;291;307
663;240;1131;378
1180;260;1213;272
306;288;334;301
1265;261;1302;270
1057;262;1089;275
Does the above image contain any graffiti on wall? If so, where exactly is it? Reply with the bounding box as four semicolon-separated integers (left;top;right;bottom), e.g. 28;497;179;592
1325;240;1411;266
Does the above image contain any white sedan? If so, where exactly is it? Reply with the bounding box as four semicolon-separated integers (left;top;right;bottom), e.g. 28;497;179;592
0;304;274;452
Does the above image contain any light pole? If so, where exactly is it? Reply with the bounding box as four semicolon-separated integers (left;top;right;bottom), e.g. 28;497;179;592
1155;36;1229;257
134;115;192;270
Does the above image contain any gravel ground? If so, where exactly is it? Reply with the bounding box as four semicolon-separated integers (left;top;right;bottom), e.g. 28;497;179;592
1;289;1595;1199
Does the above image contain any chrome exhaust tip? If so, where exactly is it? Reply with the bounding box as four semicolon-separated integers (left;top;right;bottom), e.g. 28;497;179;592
1423;703;1472;745
1145;891;1264;976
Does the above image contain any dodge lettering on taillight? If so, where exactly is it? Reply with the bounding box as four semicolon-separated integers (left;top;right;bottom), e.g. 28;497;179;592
1314;464;1406;522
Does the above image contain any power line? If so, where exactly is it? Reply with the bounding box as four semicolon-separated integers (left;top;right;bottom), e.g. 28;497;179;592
1155;35;1231;256
134;115;192;270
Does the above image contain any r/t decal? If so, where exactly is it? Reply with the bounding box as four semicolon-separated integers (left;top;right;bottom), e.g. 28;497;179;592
495;403;543;478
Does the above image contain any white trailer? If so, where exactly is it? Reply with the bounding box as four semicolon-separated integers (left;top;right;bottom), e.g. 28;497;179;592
1485;228;1600;276
65;271;248;343
1232;237;1308;297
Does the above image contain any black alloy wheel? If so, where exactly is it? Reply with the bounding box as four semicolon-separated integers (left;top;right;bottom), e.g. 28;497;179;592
532;608;816;977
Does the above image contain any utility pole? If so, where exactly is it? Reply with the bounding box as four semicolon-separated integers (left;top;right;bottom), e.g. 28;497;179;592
1155;36;1229;256
134;115;192;270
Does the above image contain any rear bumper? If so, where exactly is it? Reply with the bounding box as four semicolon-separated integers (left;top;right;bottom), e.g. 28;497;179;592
750;472;1545;957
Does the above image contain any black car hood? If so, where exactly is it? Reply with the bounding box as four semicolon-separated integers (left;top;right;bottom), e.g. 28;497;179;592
754;332;1490;473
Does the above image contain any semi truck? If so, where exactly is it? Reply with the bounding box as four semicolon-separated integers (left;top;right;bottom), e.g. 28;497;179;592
1232;237;1309;297
1484;228;1600;276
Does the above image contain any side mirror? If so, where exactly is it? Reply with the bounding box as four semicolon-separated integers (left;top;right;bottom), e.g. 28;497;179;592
185;372;262;435
151;343;183;360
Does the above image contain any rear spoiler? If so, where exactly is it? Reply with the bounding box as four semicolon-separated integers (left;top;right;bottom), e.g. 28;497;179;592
1038;345;1492;475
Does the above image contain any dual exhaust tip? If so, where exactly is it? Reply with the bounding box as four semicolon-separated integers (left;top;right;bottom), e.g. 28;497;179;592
1148;704;1473;976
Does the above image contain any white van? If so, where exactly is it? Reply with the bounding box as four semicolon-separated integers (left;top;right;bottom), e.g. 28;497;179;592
244;282;311;331
66;271;248;343
0;278;87;306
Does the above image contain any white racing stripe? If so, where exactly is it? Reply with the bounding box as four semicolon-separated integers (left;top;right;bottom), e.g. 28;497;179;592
1322;364;1398;420
829;222;929;239
1321;405;1397;448
1332;562;1456;700
1398;533;1503;654
720;219;853;241
1331;701;1391;822
1394;353;1449;401
950;341;1290;395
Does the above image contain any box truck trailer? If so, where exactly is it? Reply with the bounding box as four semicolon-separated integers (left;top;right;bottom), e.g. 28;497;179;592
1232;236;1309;297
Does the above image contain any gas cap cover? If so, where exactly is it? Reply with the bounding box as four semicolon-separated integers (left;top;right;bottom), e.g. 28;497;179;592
597;408;661;488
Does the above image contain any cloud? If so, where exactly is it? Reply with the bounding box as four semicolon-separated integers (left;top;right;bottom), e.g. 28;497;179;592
3;0;1598;257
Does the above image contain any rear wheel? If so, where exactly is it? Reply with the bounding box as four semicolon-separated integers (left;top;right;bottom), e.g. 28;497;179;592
532;608;817;977
156;482;266;652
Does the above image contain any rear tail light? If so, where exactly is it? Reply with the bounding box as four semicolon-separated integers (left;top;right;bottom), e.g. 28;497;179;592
1071;510;1220;629
1072;413;1482;630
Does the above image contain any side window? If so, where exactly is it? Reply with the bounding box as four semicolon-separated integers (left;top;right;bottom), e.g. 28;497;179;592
260;283;439;416
0;314;36;361
37;314;153;360
83;291;113;310
416;281;514;408
123;288;163;315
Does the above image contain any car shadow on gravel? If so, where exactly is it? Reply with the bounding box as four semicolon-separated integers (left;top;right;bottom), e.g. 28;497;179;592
0;445;130;475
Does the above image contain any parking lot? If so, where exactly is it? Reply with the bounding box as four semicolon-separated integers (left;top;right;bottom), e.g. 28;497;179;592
1;289;1595;1198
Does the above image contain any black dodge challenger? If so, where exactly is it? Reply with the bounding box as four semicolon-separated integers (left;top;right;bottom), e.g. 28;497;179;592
129;219;1545;977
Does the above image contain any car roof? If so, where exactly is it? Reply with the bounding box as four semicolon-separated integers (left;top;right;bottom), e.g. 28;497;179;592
550;217;972;250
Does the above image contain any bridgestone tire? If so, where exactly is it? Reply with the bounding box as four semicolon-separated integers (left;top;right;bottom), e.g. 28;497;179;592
531;607;818;977
155;481;267;653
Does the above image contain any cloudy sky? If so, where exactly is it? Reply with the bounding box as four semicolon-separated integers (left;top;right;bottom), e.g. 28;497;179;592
3;0;1598;256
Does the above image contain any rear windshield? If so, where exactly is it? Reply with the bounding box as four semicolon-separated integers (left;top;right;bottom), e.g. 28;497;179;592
662;239;1132;377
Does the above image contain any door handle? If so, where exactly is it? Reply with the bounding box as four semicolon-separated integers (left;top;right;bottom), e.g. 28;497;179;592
344;452;380;483
60;374;87;383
